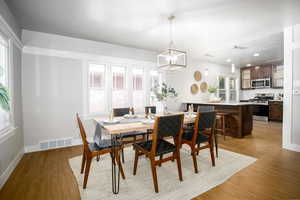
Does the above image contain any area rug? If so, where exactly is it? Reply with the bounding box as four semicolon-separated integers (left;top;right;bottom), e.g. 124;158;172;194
69;147;256;200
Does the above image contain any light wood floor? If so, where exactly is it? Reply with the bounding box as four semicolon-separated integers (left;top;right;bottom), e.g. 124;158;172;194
0;121;300;200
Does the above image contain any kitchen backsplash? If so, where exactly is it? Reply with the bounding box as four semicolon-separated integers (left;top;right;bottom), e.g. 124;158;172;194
240;88;283;100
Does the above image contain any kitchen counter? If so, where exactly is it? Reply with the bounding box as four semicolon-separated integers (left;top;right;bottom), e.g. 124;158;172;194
183;101;268;106
183;102;253;138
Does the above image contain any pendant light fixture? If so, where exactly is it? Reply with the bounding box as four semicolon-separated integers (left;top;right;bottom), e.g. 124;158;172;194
157;16;187;71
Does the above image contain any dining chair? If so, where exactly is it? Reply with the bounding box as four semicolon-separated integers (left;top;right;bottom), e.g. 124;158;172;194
181;111;216;173
133;114;184;193
113;107;148;163
76;113;125;189
145;106;156;115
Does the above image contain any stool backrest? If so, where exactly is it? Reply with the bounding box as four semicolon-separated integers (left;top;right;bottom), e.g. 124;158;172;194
194;111;216;138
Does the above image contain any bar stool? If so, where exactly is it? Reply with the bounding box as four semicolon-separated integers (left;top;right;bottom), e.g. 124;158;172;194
215;112;231;140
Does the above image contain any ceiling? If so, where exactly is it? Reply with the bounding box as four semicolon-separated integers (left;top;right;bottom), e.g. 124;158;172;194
5;0;300;66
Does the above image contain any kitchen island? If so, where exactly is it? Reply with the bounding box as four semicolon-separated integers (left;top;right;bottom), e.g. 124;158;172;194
183;101;253;138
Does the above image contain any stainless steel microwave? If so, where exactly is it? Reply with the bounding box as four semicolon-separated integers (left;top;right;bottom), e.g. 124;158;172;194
251;78;271;89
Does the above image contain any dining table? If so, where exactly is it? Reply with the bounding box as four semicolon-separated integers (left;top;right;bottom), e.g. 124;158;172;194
93;112;198;194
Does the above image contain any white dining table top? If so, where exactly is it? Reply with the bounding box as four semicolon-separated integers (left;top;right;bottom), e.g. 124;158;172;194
93;112;197;135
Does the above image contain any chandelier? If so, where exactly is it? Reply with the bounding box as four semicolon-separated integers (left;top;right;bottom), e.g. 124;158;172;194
157;16;187;71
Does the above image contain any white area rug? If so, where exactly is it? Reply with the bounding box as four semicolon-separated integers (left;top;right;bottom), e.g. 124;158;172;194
69;147;256;200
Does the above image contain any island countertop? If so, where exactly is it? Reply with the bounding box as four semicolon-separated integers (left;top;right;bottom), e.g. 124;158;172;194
183;101;253;138
182;101;267;106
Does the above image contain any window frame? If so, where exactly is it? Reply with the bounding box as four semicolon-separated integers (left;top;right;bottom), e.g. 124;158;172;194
0;32;15;137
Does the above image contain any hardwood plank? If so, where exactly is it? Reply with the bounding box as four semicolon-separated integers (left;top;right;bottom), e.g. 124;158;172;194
0;121;300;200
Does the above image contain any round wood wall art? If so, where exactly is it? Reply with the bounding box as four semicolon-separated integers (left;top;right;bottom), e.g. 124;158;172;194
194;71;202;81
200;82;208;92
190;84;199;94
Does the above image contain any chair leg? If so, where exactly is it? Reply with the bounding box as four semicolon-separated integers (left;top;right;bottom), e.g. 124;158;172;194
150;158;159;193
133;149;139;175
158;154;163;167
176;151;183;181
209;141;216;167
191;149;198;173
222;116;226;140
80;152;86;174
214;131;219;158
197;143;200;155
121;147;125;163
115;150;126;179
83;156;92;189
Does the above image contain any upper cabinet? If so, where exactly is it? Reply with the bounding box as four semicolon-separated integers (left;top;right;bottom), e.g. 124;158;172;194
272;65;284;88
241;68;251;89
240;63;283;90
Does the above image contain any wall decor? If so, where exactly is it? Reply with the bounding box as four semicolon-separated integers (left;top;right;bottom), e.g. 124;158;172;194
190;83;199;94
194;71;202;81
200;82;208;92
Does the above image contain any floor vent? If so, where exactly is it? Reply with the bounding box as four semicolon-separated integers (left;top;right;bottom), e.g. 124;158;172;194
38;137;73;151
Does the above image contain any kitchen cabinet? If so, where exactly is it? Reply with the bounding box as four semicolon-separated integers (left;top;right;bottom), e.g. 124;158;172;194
240;63;282;90
269;101;283;121
241;68;251;89
272;65;284;88
250;65;272;80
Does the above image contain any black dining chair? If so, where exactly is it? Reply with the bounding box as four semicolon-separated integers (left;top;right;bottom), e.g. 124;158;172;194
133;114;184;193
145;106;156;115
181;111;216;173
76;113;125;189
113;107;148;163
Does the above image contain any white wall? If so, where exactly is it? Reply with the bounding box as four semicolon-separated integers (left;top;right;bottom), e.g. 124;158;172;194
283;24;300;152
22;30;157;151
0;0;24;188
165;60;238;111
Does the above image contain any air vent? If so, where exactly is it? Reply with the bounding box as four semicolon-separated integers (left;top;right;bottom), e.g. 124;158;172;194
38;137;73;151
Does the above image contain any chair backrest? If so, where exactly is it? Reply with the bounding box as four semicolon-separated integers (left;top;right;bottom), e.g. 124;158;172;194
145;106;156;115
76;113;89;149
151;114;184;153
194;111;216;138
113;107;134;117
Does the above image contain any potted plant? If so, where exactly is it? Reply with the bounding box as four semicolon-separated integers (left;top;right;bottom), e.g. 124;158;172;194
0;66;10;111
208;86;220;102
151;82;178;114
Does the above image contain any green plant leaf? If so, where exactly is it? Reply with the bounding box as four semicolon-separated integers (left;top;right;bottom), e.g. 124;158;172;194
0;83;10;111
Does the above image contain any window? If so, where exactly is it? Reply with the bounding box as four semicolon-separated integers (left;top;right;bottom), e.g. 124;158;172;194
112;66;128;108
217;76;238;102
0;34;10;132
218;76;226;101
150;70;160;105
87;62;157;115
132;68;144;112
89;64;106;113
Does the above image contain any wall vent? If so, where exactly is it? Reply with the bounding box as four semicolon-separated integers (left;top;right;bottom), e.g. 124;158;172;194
38;137;73;151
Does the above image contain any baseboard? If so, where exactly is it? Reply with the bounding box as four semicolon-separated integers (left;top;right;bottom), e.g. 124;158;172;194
0;149;24;189
283;143;300;152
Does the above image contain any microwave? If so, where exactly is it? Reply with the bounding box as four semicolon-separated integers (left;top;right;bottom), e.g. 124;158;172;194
251;78;271;89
